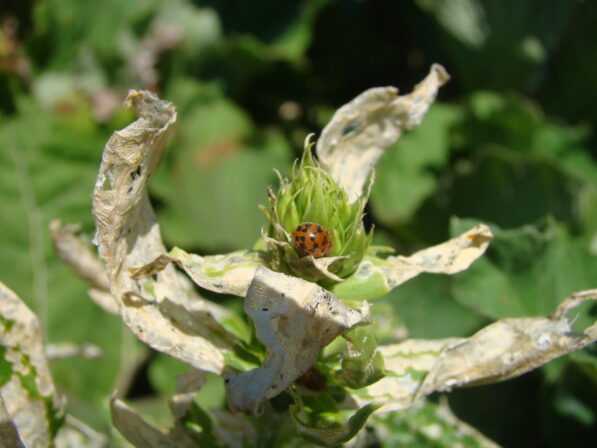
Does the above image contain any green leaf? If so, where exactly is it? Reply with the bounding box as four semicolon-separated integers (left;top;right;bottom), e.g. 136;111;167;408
289;391;382;447
183;402;226;448
330;269;389;301
377;274;486;339
336;327;385;389
452;219;597;321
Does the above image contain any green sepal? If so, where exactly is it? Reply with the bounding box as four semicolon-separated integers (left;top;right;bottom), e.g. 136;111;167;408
336;327;385;389
289;388;382;447
181;402;226;448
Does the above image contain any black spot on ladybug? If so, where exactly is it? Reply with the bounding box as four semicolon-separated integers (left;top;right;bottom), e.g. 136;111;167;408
300;236;305;241
312;243;319;249
299;243;306;250
310;236;315;241
317;225;322;232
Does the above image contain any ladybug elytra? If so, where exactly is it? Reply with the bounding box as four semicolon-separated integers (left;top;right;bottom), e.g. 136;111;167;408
292;222;332;258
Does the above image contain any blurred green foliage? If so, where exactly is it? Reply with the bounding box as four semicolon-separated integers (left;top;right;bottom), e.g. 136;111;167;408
1;0;596;446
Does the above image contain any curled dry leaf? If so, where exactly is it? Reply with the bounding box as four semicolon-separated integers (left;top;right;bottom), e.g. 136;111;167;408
349;289;597;414
350;339;463;413
210;409;256;448
55;415;109;448
130;246;267;298
113;369;254;448
225;266;371;416
45;342;102;361
86;289;120;315
333;224;493;300
383;223;494;283
50;220;119;314
0;282;66;448
169;369;208;420
316;64;450;202
415;288;597;398
0;394;25;448
50;220;110;292
111;397;196;448
91;90;236;374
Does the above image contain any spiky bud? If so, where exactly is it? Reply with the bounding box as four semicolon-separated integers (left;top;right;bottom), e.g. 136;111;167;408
260;138;373;283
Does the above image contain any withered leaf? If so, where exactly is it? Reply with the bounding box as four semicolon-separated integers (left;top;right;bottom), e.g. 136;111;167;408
91;90;235;374
316;64;450;202
332;224;493;300
225;266;371;415
348;289;597;414
130;247;267;298
0;282;66;448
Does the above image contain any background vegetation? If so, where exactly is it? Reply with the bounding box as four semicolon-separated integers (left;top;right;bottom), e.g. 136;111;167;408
1;0;596;446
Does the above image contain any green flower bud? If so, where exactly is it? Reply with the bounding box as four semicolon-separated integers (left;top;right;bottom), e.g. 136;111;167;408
261;137;373;282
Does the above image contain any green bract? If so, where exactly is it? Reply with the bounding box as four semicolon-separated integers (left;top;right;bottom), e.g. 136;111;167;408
261;139;373;281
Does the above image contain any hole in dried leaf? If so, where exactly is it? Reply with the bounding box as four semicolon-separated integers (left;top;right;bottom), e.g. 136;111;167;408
341;120;360;136
130;165;142;182
100;175;112;191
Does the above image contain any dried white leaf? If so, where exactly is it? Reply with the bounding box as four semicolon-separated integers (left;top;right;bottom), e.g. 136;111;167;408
45;342;102;361
342;224;492;297
91;90;234;374
169;369;208;420
130;246;267;298
86;288;119;315
316;64;450;202
50;220;119;314
110;397;196;448
50;220;110;292
0;282;66;448
210;409;257;448
416;288;597;398
350;339;463;413
55;415;109;448
349;289;597;414
0;394;25;448
382;223;493;286
225;266;370;415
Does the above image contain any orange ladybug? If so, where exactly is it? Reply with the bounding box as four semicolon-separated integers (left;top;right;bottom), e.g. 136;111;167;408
292;222;332;258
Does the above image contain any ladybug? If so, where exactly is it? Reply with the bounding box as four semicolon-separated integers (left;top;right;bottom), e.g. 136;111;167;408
292;222;332;258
